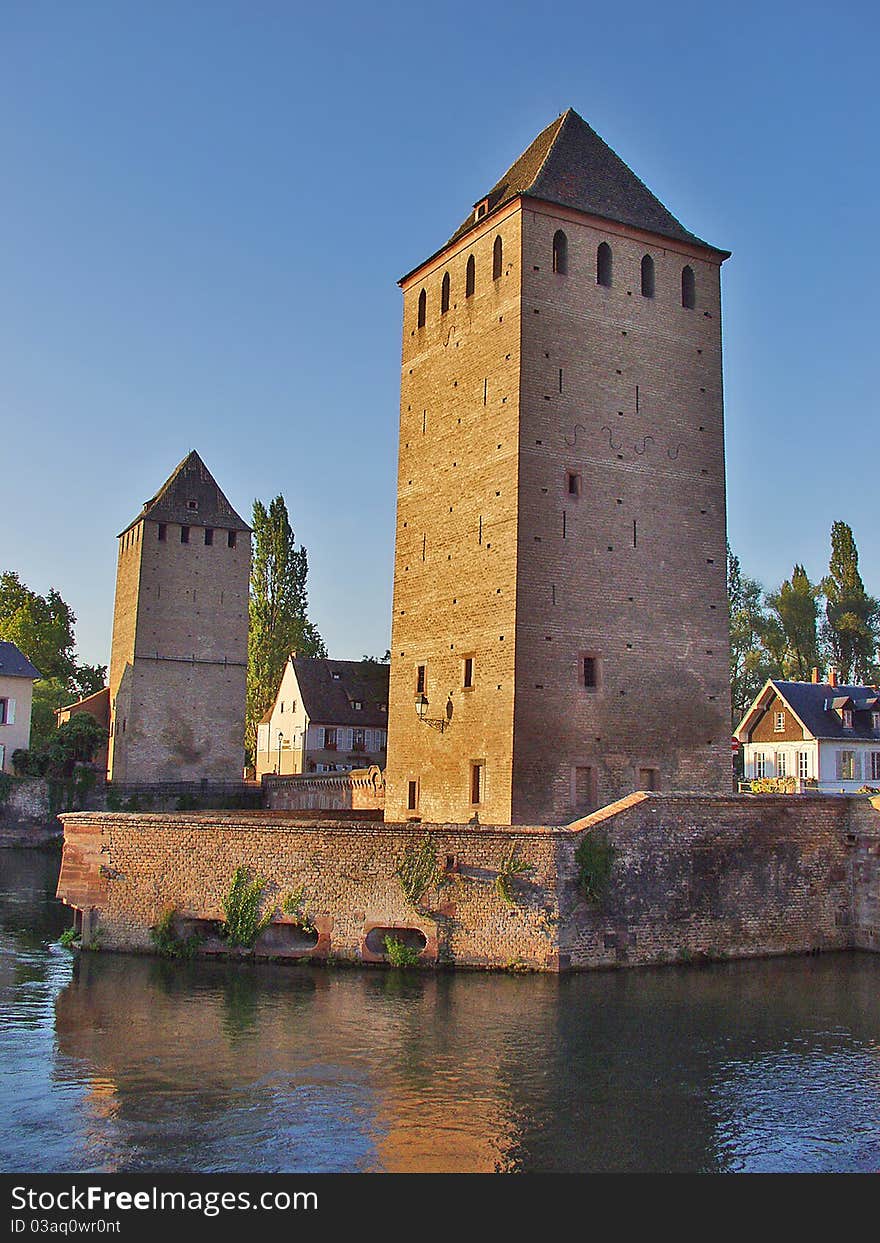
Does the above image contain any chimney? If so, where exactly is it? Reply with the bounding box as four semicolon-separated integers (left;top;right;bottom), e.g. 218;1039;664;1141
828;668;838;688
811;667;820;684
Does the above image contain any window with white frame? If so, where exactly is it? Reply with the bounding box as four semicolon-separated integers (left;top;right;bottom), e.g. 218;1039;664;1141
836;750;859;781
797;751;810;780
0;743;5;770
776;752;787;778
754;752;767;778
774;711;785;732
842;709;854;729
873;712;880;731
871;752;880;782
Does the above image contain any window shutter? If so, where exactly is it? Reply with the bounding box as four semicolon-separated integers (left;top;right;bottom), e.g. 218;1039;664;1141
836;752;844;779
853;752;862;781
7;699;15;725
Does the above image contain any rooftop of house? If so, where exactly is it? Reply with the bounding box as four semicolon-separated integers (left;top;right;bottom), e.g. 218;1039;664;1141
0;640;41;682
56;687;110;716
402;108;728;281
289;656;390;729
739;678;880;741
119;450;251;537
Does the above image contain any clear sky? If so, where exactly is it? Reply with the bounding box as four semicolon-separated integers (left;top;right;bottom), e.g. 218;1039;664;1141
1;0;877;669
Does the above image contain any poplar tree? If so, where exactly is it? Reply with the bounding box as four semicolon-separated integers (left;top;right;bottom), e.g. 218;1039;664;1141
821;521;879;684
246;496;325;760
764;564;821;682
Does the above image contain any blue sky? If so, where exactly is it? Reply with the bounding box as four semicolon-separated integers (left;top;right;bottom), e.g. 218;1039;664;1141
1;1;877;668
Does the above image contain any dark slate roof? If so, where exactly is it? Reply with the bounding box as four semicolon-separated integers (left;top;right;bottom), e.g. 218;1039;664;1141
773;680;880;741
119;450;251;536
291;657;390;728
443;108;727;257
0;640;41;680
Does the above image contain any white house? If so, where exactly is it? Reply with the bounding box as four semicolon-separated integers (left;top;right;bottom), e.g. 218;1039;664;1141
0;641;41;773
256;656;389;779
736;672;880;793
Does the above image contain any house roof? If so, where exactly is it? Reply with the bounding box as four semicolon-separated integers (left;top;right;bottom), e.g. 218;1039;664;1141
291;657;390;728
119;450;251;537
0;640;41;681
441;108;728;259
56;687;110;715
739;679;880;742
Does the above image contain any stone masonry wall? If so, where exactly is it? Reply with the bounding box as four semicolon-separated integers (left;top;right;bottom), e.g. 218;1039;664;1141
57;793;880;971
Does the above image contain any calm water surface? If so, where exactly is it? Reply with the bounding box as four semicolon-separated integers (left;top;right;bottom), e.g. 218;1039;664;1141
2;848;879;1173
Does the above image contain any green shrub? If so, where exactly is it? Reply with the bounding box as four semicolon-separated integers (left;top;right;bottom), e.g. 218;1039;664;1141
0;772;13;805
395;834;446;907
218;867;274;948
281;885;312;928
150;907;203;960
58;926;81;949
574;831;615;903
384;935;422;968
750;776;797;794
494;840;535;907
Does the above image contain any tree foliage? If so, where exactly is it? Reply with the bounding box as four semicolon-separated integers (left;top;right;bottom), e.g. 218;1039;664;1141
0;571;107;747
763;564;821;682
245;496;325;760
728;545;774;727
821;521;880;684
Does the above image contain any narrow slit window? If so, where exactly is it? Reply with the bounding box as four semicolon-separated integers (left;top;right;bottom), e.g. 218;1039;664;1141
204;528;213;546
441;271;450;314
465;255;475;298
463;657;474;689
407;780;418;811
583;656;598;688
471;762;484;805
417;287;427;328
228;530;237;549
158;524;167;542
552;230;568;274
493;236;503;281
641;254;655;298
180;525;190;544
681;265;696;309
566;471;581;497
597;242;612;287
416;665;426;695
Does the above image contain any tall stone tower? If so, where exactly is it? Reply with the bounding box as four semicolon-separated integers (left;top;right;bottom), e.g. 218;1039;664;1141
385;109;732;825
107;451;251;783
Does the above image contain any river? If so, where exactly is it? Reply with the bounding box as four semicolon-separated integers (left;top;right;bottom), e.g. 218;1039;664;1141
1;847;879;1173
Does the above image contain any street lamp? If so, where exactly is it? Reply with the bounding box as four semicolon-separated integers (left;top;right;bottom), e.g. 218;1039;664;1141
415;692;452;733
276;731;284;774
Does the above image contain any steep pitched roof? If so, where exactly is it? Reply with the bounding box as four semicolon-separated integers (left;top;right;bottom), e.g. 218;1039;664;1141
291;657;390;728
119;451;251;536
444;108;727;256
0;640;41;681
739;679;880;742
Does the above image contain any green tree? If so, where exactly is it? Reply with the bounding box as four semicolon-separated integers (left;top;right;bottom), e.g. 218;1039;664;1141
0;571;107;747
728;544;774;727
764;564;821;682
821;521;879;683
246;496;325;760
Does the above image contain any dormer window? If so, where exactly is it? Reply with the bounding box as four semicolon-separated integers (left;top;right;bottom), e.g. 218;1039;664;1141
473;197;489;222
352;700;363;711
774;711;785;732
842;709;854;729
186;500;199;512
331;671;341;680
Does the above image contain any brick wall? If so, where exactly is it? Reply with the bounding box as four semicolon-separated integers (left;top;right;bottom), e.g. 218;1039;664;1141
57;794;880;970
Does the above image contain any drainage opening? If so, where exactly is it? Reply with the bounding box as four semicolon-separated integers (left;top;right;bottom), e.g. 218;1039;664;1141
256;922;320;954
364;926;428;957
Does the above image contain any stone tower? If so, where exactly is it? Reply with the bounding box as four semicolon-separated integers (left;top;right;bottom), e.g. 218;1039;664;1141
107;451;251;783
385;109;732;825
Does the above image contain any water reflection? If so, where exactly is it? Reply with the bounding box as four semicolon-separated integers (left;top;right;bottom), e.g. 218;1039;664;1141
1;849;880;1172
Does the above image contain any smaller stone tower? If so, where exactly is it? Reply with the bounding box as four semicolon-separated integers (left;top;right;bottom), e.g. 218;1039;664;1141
107;451;251;783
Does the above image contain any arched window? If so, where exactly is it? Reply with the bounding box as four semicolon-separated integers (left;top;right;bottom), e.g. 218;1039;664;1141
441;272;450;314
493;235;503;281
597;242;612;288
465;255;475;298
681;265;695;309
417;288;426;328
552;230;568;275
641;254;655;298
